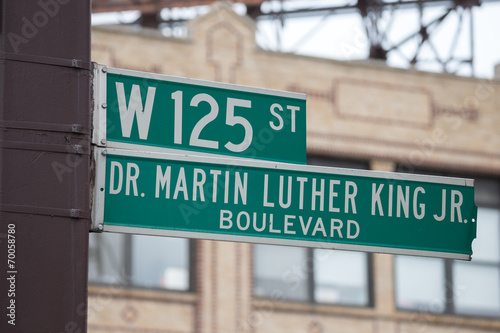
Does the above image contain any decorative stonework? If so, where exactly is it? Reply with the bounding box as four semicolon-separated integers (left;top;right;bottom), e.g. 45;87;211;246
205;21;244;83
121;305;139;323
288;79;479;130
92;43;163;74
88;2;500;333
308;321;324;333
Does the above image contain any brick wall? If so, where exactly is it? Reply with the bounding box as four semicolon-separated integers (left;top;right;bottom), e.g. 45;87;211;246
88;2;500;332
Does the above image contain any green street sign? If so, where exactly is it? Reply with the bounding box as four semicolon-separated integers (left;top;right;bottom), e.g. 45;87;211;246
93;65;307;164
92;148;477;260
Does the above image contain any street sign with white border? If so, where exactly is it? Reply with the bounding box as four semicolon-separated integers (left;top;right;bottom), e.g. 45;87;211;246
92;64;307;164
91;147;477;260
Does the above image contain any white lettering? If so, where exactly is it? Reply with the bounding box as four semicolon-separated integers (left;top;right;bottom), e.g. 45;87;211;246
287;105;300;133
297;177;308;210
312;218;327;237
330;219;343;238
116;82;156;140
434;189;447;221
220;210;233;229
269;214;281;233
388;184;393;217
269;103;284;131
109;161;123;195
311;178;325;211
192;168;206;202
396;185;409;218
451;190;463;222
329;179;340;213
173;167;188;200
345;181;357;214
237;211;250;230
263;174;274;207
224;171;230;204
155;165;171;198
413;187;425;219
371;183;383;216
125;163;139;196
347;220;360;239
284;215;296;234
254;213;266;232
279;176;293;209
210;170;221;203
234;172;248;205
299;216;313;235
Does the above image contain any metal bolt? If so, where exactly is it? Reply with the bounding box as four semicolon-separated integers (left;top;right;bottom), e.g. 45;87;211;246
100;139;106;145
98;224;104;231
73;145;83;154
101;149;107;156
101;67;107;73
101;103;107;109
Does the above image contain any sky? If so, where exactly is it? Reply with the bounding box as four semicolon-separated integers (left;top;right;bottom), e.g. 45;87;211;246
254;1;500;79
91;1;500;79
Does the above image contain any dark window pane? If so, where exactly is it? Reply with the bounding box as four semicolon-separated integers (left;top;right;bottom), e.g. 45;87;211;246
453;263;500;316
88;232;128;285
452;207;500;317
88;233;191;291
131;235;190;290
314;249;368;306
395;256;446;313
474;179;500;208
253;244;308;302
469;208;500;262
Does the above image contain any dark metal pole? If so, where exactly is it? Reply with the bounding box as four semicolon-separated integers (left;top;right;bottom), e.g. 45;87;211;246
0;0;91;332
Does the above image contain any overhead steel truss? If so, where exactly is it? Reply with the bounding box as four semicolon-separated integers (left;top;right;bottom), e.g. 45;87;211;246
92;0;500;75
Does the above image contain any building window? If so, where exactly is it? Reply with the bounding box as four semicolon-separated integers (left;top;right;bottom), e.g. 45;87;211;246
395;178;500;317
254;244;309;302
253;156;373;307
88;233;192;291
452;206;500;316
253;245;372;306
314;249;370;305
395;255;447;313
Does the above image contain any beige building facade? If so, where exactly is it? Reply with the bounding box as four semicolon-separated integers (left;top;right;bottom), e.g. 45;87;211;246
88;2;500;333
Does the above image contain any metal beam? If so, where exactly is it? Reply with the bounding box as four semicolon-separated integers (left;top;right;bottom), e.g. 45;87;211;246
0;1;91;332
255;0;488;20
92;0;265;13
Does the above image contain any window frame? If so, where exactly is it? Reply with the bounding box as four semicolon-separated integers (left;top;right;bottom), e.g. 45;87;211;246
88;232;196;292
252;244;375;307
393;166;500;318
252;155;375;307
